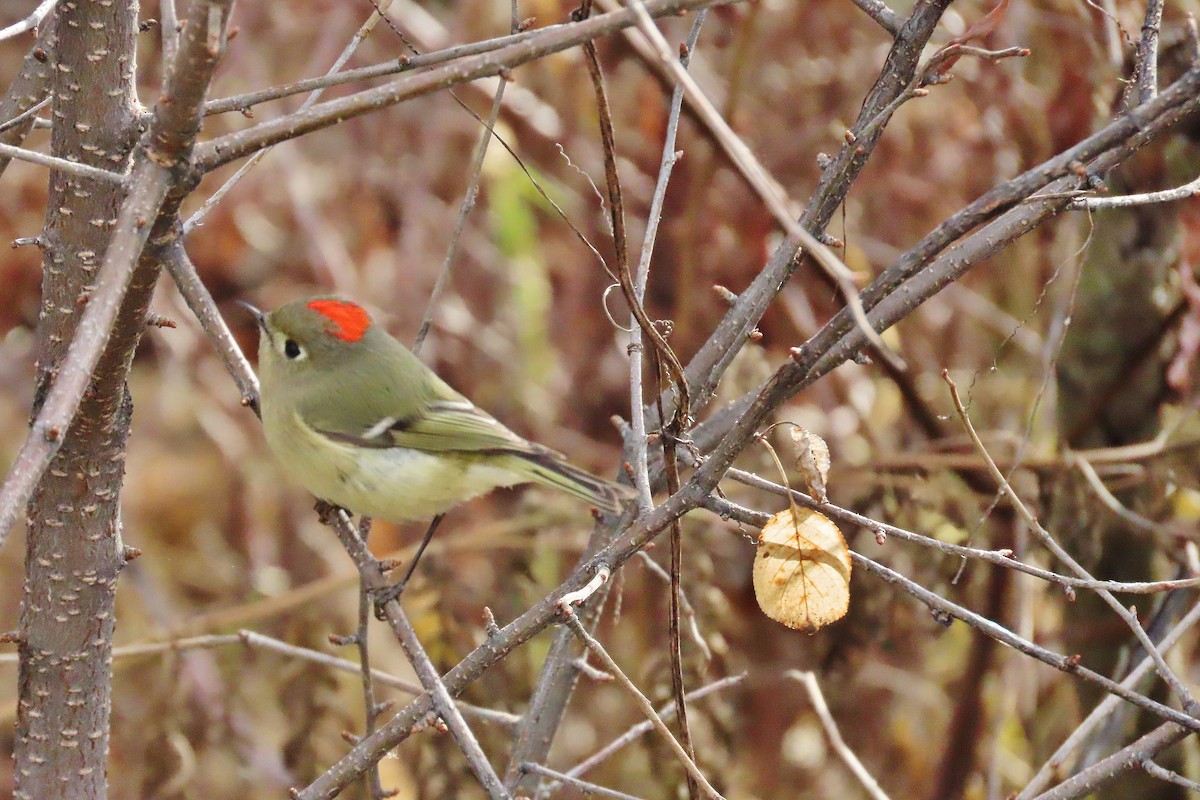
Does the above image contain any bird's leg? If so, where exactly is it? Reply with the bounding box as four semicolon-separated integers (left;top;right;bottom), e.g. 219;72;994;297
372;513;445;619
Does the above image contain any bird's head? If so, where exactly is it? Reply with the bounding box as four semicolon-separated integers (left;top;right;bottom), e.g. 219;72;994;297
244;297;378;387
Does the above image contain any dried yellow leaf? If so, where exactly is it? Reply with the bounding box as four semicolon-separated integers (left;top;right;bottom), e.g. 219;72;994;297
753;507;850;632
789;427;831;503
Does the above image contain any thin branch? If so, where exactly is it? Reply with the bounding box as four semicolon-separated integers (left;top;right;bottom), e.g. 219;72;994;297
586;1;690;430
236;629;518;727
0;160;171;551
854;44;1029;145
943;372;1200;718
635;552;712;660
191;0;737;173
1070;173;1200;208
1018;600;1200;798
161;243;260;411
1142;760;1200;792
581;6;696;797
202;30;542;116
1071;453;1169;534
1030;724;1189;800
0;0;57;42
0;24;53;180
786;671;891;800
0;141;128;183
0;95;48;135
854;555;1200;732
621;0;904;371
9;629;520;726
321;507;510;799
710;460;1200;595
160;0;180;77
411;21;514;354
561;673;745;782
627;10;706;511
518;763;647;800
1131;0;1166;106
184;0;399;233
856;434;1200;473
845;0;903;35
350;518;387;800
560;610;724;799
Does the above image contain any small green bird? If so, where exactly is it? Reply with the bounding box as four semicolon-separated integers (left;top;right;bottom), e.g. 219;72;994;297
245;296;632;524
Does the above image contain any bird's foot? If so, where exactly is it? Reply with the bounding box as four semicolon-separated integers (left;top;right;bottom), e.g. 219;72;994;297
371;579;408;620
314;499;349;526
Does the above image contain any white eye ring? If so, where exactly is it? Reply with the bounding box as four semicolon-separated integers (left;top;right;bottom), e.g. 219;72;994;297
276;335;307;361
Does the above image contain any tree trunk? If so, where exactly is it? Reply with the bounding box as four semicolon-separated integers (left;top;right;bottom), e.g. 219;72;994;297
12;2;141;797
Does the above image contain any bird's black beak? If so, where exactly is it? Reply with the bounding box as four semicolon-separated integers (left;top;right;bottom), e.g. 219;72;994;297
238;300;269;334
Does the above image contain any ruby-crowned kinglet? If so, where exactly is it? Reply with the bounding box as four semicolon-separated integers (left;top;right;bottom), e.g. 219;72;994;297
245;297;633;522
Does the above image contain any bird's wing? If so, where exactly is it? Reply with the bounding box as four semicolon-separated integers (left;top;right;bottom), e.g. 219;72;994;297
315;398;554;458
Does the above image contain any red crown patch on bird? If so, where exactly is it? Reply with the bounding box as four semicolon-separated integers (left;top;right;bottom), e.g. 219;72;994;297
308;299;371;343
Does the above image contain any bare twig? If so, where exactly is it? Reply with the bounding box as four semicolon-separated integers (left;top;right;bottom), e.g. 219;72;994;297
348;518;387;800
0;95;48;135
706;461;1200;595
1071;453;1169;534
0;0;57;42
161;243;260;411
1142;759;1200;792
239;627;518;727
845;0;903;34
0;24;52;179
7;629;518;726
786;671;891;800
855;44;1029;145
191;0;737;173
855;555;1200;732
1070;173;1200;208
943;372;1200;718
411;3;517;355
518;763;647;800
0;159;172;551
562;673;745;782
0;141;127;183
583;7;696;796
184;0;398;233
560;610;724;799
1130;0;1166;107
321;507;510;799
627;10;707;510
1030;724;1189;800
635;552;712;660
1018;598;1200;798
201;30;541;116
160;0;179;76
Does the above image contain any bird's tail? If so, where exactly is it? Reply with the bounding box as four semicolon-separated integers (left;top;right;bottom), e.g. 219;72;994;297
514;452;635;515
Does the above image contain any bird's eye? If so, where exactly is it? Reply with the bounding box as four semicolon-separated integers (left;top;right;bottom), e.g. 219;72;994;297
284;339;302;359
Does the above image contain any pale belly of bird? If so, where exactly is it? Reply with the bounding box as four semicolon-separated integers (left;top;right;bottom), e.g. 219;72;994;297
267;412;521;522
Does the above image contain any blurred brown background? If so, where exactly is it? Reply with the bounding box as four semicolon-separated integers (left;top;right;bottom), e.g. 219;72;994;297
2;0;1200;797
